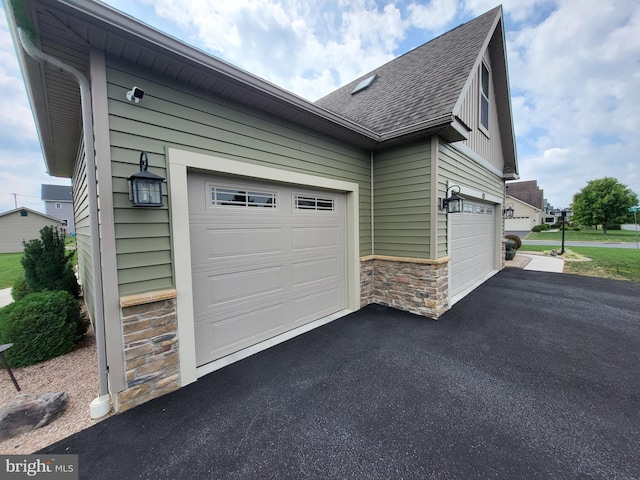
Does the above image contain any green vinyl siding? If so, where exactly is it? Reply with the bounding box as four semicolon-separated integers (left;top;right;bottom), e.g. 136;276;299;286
106;59;371;295
373;141;431;258
437;141;504;257
72;139;96;321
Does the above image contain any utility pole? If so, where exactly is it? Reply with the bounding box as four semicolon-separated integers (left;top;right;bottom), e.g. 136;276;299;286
12;193;17;209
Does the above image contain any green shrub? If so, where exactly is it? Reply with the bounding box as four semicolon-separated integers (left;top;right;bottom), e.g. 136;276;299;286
11;278;31;301
21;226;80;298
504;234;522;250
531;224;551;232
0;290;88;367
505;239;517;260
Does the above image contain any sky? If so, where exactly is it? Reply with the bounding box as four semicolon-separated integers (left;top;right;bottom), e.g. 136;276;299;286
0;0;638;213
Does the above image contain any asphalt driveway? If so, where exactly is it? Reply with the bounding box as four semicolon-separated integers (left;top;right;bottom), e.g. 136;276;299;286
41;269;640;479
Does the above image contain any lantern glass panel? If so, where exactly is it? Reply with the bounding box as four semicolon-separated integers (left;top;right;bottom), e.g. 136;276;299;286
448;197;462;213
133;178;163;206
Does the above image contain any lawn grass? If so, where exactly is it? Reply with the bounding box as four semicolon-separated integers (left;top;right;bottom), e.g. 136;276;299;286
525;228;640;243
520;245;640;283
0;253;24;289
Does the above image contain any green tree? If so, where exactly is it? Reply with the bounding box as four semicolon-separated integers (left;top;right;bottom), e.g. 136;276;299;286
571;177;639;234
21;226;80;297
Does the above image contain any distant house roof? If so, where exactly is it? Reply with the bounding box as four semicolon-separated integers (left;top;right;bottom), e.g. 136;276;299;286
507;194;541;212
506;180;544;209
0;207;63;223
41;184;73;202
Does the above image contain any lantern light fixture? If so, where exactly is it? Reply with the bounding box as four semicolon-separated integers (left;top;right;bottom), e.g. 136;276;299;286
503;203;515;219
440;185;464;214
128;151;164;207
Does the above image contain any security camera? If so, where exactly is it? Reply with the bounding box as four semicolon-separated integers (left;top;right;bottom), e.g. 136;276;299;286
126;86;144;103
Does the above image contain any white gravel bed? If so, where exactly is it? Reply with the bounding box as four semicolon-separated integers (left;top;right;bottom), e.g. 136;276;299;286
0;327;113;454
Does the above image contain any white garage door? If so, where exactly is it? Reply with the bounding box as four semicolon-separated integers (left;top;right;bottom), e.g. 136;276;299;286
188;173;346;367
450;200;496;297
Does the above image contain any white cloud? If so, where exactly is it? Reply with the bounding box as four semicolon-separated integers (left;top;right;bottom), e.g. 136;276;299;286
407;0;459;32
139;0;407;99
0;13;38;142
0;148;70;214
505;0;640;206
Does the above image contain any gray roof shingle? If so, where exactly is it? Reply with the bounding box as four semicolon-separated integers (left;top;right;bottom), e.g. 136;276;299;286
41;184;73;202
315;7;501;135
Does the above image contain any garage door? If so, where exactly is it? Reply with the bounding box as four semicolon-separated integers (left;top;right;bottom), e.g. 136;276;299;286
188;173;346;367
450;200;496;297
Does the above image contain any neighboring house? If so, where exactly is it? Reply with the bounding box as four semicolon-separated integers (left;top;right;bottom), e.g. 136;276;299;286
41;184;75;234
506;180;544;210
0;208;63;253
504;195;542;231
6;1;518;412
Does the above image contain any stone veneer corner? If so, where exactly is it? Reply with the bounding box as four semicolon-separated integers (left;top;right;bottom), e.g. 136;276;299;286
115;289;180;412
360;255;450;318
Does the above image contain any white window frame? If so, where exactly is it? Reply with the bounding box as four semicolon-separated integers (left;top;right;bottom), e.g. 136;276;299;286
479;61;491;137
294;194;335;212
55;202;62;209
209;185;277;209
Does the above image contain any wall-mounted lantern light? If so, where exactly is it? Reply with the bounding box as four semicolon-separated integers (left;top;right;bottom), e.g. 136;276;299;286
440;185;464;214
128;151;164;207
503;203;514;219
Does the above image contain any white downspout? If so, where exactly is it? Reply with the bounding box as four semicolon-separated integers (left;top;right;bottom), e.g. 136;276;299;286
17;29;110;417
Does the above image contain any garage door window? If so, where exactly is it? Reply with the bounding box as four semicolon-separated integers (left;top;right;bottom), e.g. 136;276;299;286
463;203;474;214
294;195;335;211
210;186;276;208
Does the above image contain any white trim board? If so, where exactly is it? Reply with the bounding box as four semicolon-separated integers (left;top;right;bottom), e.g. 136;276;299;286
167;148;360;386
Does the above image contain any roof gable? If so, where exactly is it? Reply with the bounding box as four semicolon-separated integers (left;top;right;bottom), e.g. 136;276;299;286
316;7;501;136
0;207;63;223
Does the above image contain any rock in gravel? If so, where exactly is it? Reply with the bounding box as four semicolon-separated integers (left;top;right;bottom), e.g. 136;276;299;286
0;392;68;442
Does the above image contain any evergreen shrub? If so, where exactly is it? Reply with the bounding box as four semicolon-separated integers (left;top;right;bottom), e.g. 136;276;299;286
0;290;88;367
21;226;80;298
11;278;31;302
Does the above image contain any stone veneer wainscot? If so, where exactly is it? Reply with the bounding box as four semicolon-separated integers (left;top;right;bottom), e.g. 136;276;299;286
360;256;450;318
116;289;180;412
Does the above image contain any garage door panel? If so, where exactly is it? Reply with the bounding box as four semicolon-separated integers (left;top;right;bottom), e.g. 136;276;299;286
195;303;286;365
189;172;347;367
292;257;339;286
191;270;284;314
293;287;342;325
208;227;283;258
209;266;285;305
292;226;339;251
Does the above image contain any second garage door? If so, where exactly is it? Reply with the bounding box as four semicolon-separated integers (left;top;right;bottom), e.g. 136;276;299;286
188;173;347;367
450;200;497;298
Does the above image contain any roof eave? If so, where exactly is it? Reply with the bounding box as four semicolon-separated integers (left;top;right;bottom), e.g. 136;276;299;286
7;0;384;177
